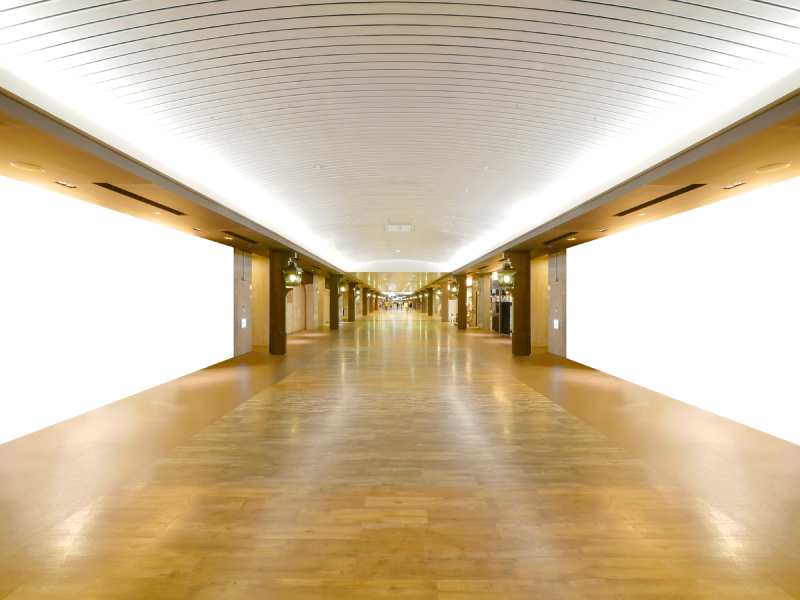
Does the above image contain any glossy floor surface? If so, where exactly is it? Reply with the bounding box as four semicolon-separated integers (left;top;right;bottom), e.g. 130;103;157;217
1;311;799;599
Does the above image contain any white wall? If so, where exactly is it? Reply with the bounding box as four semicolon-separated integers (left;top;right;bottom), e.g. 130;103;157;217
567;176;800;445
0;176;232;444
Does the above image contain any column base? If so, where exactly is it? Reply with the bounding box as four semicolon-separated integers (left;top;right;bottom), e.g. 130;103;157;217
269;331;288;355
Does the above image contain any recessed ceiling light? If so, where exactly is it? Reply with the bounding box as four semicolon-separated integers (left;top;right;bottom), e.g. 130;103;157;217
723;182;745;189
55;181;76;188
567;238;576;241
599;229;607;232
11;162;45;172
155;212;161;215
396;250;400;252
638;213;645;216
224;237;233;240
755;163;790;173
193;228;202;231
483;166;489;170
315;165;321;169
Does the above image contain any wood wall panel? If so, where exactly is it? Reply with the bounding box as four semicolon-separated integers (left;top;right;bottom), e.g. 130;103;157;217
252;255;269;346
531;255;549;347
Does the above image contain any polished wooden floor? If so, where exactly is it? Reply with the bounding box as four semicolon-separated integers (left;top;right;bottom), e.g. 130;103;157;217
1;310;799;599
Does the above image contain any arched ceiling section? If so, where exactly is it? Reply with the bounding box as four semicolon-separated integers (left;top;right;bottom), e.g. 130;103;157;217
1;1;799;271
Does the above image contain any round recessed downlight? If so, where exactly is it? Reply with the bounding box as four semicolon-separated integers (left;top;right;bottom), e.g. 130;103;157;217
10;162;44;172
756;163;790;173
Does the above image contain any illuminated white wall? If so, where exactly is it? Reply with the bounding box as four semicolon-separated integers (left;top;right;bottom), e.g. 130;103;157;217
0;176;232;444
568;177;800;445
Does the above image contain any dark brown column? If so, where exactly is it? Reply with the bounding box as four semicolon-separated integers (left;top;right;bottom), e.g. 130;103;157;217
368;292;373;313
440;282;449;322
269;251;289;355
347;282;357;322
427;289;434;316
455;274;467;330
362;288;369;316
329;274;341;330
508;251;531;355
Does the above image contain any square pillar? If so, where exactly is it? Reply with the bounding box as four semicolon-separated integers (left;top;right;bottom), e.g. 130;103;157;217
507;251;531;355
455;275;467;329
427;289;434;316
329;274;341;330
347;282;357;322
269;251;289;355
440;282;449;322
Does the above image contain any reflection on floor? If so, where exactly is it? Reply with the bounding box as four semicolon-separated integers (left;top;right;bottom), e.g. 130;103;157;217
1;310;799;599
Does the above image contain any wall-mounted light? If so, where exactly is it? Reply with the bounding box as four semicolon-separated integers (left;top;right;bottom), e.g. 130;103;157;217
338;282;347;294
282;253;303;287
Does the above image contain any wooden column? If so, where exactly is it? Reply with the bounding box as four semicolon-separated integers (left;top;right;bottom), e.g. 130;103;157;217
269;251;289;355
440;282;449;322
455;274;467;330
329;274;341;330
427;289;434;316
347;282;357;322
508;251;532;356
362;288;369;316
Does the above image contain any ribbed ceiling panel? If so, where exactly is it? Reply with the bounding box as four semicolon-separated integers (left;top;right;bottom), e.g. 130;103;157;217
2;1;799;268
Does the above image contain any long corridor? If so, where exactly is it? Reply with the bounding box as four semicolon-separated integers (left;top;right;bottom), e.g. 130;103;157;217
2;311;799;599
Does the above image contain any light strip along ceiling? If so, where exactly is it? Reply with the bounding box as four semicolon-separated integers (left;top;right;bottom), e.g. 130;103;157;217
1;1;800;272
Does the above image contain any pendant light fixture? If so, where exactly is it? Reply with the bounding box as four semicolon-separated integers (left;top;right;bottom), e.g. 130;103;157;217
282;252;303;287
496;255;517;290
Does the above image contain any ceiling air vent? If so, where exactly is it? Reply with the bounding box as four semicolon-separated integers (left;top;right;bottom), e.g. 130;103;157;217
93;183;185;215
615;184;706;217
222;231;257;244
385;224;414;232
543;232;578;245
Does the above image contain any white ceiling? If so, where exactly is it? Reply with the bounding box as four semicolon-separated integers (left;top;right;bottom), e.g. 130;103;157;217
353;271;445;293
1;1;800;272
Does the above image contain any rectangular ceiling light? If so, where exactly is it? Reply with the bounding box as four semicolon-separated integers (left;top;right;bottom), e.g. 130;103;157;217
93;182;185;216
385;224;414;232
615;184;706;217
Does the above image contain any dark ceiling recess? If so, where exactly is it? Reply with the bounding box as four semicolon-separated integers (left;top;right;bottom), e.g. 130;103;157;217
615;184;706;217
93;182;185;215
221;230;257;244
312;265;321;270
543;231;579;245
